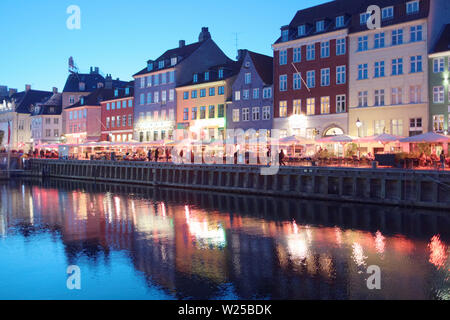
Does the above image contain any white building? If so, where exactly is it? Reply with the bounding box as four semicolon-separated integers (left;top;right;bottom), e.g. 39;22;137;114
30;92;62;148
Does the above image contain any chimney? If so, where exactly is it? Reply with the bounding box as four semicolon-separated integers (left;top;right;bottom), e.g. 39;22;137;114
90;67;93;74
179;40;186;48
105;74;113;89
237;49;246;61
95;67;99;74
25;84;31;91
9;88;17;97
198;27;211;42
52;87;58;94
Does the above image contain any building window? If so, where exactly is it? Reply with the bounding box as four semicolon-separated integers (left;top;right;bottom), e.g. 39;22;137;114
209;87;215;96
154;74;160;86
218;69;224;79
374;33;385;48
245;73;252;84
158;60;165;69
410;118;422;131
374;120;386;135
358;36;368;51
374;61;385;78
106;117;110;129
293;47;301;63
358;64;368;80
321;68;330;86
279;75;288;91
235;91;241;101
360;12;370;25
374;89;385;106
320;96;330;114
382;6;394;20
263;87;272;99
183;92;189;100
218;104;225;118
391;87;403;105
336;95;346;113
410;25;423;42
293;73;301;90
410;56;423;73
293;99;301;115
306;98;315;115
242;108;250;121
320;41;330;58
358;91;368;107
316;20;325;32
336;16;345;28
140;78;145;88
147;93;152;104
200;106;206;119
306;44;315;60
169;89;175;101
253;88;259;99
243;89;250;100
161;73;167;84
192;107;198;120
279;101;287;118
183;108;189;121
208;105;215;118
409;85;421;103
391;119;403;136
433;86;444;103
306;71;315;88
252;107;260;121
392;58;403;75
233;109;240;122
298;25;306;36
262;106;271;120
204;72;210;81
199;89;206;98
406;1;419;15
154;92;160;103
128;115;132;126
392;29;403;45
336;38;346;55
336;66;346;84
433;58;445;73
433;115;444;132
218;86;225;95
193;74;198;83
281;30;289;42
279;50;287;65
191;90;198;99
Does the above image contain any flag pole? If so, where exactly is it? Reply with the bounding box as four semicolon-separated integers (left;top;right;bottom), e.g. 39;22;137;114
291;62;310;93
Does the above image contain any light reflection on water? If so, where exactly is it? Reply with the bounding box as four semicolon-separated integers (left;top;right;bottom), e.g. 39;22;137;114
0;179;449;300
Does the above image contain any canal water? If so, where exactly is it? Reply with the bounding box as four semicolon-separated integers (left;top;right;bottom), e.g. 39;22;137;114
0;179;449;300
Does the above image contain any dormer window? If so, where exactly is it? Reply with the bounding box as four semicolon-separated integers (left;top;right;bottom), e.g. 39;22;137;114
281;30;289;42
125;88;130;95
97;82;104;88
193;74;198;83
205;72;210;81
80;97;84;105
316;20;325;32
171;57;177;66
336;16;344;28
360;12;370;25
382;6;394;20
79;82;85;91
218;69;224;79
158;60;165;69
298;25;306;36
147;62;153;71
114;89;119;97
49;107;55;113
406;1;419;14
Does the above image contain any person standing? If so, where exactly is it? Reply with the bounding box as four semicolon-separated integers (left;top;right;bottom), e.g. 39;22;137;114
155;148;159;163
440;151;446;170
147;149;152;162
279;149;286;166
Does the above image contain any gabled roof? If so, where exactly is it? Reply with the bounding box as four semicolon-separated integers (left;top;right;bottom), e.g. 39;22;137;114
31;93;63;116
6;90;53;114
248;51;273;85
433;24;450;54
177;59;241;88
63;72;105;92
133;41;205;77
65;88;115;109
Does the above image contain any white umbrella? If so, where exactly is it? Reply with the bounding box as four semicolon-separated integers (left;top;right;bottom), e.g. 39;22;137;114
316;135;356;143
357;133;403;144
400;132;450;143
278;135;315;145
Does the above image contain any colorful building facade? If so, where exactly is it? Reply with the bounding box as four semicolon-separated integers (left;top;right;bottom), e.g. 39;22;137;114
30;91;63;147
428;24;450;133
176;61;239;140
132;27;232;142
227;50;273;134
100;85;134;142
273;1;350;139
348;0;450;138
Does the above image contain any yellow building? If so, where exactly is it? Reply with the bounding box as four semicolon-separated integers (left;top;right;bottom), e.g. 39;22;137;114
175;62;239;140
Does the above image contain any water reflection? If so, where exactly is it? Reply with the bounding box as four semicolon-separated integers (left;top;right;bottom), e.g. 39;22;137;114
0;179;449;300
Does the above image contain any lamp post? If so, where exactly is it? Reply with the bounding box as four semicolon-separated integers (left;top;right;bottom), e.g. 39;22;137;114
356;118;362;158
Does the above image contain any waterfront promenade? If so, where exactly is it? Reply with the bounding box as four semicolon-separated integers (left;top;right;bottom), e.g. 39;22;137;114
25;159;450;210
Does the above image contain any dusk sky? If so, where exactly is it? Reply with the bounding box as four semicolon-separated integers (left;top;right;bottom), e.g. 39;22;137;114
0;0;326;92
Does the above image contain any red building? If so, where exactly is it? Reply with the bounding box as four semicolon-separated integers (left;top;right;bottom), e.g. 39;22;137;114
100;84;134;142
273;1;350;140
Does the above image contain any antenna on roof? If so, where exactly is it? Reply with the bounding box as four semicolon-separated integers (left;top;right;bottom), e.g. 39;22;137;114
68;57;79;74
233;32;242;56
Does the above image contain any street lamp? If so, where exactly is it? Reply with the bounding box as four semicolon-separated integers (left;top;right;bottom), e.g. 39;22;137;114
356;118;362;138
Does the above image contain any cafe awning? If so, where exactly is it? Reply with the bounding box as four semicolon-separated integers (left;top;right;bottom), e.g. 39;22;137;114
399;132;450;143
